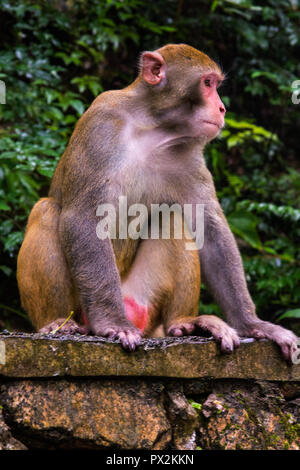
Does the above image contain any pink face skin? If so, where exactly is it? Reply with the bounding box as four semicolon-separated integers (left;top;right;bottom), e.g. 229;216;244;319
197;72;226;141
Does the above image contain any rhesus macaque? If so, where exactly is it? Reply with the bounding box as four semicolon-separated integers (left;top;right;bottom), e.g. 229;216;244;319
17;44;297;361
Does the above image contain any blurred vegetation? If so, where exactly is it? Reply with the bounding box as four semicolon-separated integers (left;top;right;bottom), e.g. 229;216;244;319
0;0;299;333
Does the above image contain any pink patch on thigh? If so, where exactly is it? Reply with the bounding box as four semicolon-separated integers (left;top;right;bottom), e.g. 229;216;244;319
124;296;148;332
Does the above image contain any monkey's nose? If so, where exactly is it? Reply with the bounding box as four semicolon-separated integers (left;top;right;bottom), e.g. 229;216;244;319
219;103;226;114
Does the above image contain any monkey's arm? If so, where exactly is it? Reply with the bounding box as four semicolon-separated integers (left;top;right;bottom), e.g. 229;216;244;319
53;105;141;349
200;202;256;327
59;205;141;351
198;200;298;362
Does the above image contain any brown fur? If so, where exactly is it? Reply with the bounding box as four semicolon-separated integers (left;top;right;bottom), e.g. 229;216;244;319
17;198;76;329
17;44;298;359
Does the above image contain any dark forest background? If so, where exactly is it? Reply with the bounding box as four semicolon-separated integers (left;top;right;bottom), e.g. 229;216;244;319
0;0;299;334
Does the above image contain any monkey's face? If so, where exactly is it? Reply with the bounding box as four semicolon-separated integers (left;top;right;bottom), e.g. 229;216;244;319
150;69;226;144
139;45;226;145
192;72;226;142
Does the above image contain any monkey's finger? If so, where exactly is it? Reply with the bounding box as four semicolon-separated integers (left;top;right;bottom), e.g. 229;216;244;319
280;341;297;364
116;331;129;349
181;323;196;335
281;344;290;363
233;335;241;349
289;342;299;364
39;326;50;334
251;329;266;340
220;338;234;354
227;328;240;349
169;327;184;337
117;330;141;351
77;325;89;335
209;329;235;354
126;331;141;351
105;329;118;340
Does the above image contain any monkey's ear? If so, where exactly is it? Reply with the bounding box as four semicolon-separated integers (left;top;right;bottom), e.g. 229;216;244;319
140;51;166;85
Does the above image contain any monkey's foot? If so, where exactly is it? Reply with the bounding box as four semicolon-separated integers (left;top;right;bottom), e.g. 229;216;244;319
238;320;298;363
39;318;89;335
167;315;240;353
93;325;142;351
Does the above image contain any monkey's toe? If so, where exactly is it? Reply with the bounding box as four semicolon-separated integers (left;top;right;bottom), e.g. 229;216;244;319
168;322;196;337
241;320;298;363
208;327;240;354
39;318;88;336
100;326;142;351
195;316;240;353
168;316;240;353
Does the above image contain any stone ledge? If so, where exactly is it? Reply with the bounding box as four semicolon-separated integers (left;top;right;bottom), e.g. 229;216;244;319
0;332;299;381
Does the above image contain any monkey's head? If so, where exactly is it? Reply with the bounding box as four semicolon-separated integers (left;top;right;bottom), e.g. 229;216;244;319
138;44;226;144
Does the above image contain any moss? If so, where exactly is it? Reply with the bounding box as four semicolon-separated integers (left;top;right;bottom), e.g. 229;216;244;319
283;441;290;450
278;410;300;446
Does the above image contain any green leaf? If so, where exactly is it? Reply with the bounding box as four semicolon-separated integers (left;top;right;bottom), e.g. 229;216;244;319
228;210;262;250
0;201;10;210
0;265;12;276
70;100;85;115
37;167;54;178
4;231;24;253
276;309;300;323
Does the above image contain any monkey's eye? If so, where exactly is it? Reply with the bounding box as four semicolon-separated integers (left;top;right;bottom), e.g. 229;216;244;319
204;78;211;87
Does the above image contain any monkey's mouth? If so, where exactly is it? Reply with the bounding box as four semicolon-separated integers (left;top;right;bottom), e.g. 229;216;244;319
202;120;222;129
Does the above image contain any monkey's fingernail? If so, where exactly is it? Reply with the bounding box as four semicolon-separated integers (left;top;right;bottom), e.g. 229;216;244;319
128;341;136;351
222;343;233;354
119;333;129;349
107;332;117;340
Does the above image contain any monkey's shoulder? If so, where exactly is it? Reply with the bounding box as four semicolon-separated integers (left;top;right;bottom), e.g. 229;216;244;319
87;89;132;121
72;90;129;142
91;88;131;108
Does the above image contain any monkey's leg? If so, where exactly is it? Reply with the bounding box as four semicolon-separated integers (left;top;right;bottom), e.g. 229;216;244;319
121;236;185;337
122;234;240;353
17;198;87;335
163;237;240;353
197;199;297;361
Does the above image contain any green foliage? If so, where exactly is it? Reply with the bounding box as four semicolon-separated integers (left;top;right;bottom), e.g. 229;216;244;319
276;309;300;322
0;0;299;332
188;399;202;411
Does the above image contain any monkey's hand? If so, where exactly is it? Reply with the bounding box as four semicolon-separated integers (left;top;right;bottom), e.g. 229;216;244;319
238;320;298;364
92;323;142;351
167;315;240;354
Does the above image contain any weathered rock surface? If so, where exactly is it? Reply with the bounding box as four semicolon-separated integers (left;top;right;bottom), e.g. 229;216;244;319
0;332;299;450
0;408;27;450
0;332;299;380
197;381;300;450
1;379;170;449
